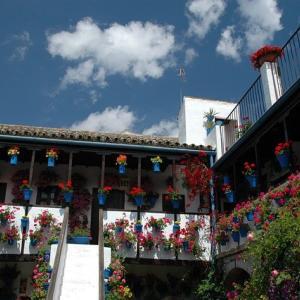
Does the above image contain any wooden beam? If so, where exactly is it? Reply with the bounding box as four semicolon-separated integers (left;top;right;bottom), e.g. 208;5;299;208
172;159;176;187
98;208;104;300
28;150;36;186
137;157;142;188
100;155;105;187
67;152;73;181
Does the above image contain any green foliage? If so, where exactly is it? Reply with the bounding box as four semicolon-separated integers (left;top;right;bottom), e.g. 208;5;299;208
196;267;226;300
239;208;300;299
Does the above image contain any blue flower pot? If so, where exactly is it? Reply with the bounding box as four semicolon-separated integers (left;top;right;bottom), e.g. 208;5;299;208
135;223;143;233
64;192;73;203
223;176;230;184
44;250;50;262
240;226;248;237
153;163;160;172
225;191;234;203
206;127;212;136
104;283;111;294
48;156;55;167
276;153;289;169
148;196;157;208
71;236;90;244
30;239;38;247
246;211;254;221
104;268;112;279
10;155;18;165
134;196;143;207
118;164;126;174
43;282;49;290
23;189;32;201
7;239;14;246
21;218;28;231
246;175;257;188
231;231;240;243
115;226;123;234
172;199;180;209
173;224;180;233
182;240;189;252
98;194;106;205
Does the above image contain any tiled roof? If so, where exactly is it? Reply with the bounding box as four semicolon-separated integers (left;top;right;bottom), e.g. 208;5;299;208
0;124;213;151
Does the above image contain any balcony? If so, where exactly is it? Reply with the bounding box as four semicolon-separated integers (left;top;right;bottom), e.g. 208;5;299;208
220;26;300;155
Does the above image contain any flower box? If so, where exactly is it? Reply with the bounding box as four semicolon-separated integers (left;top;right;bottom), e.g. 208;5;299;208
71;236;90;244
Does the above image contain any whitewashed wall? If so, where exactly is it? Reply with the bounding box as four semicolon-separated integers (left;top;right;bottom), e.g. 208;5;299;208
178;96;236;146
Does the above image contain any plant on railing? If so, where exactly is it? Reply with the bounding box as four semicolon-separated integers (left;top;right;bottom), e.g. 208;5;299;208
116;154;127;174
242;162;257;188
222;183;235;203
0;205;16;226
48;223;61;245
138;232;156;250
28;229;43;247
58;180;74;203
98;186;112;205
180;151;212;204
46;147;59;167
3;225;20;245
19;179;33;201
250;45;283;69
34;211;56;228
128;187;146;207
121;230;137;249
145;216;171;232
235;116;252;139
106;256;133;299
274;141;292;169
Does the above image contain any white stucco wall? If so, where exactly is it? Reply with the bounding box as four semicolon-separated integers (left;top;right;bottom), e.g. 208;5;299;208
178;96;236;146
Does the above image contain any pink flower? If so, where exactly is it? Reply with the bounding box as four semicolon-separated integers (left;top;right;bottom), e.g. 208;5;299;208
247;232;254;241
271;269;279;277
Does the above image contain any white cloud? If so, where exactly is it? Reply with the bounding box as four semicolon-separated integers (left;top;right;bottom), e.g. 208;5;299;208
142;120;178;137
237;0;283;50
186;0;227;40
89;90;100;104
70;105;137;132
5;31;32;61
216;26;242;61
47;18;176;88
184;48;198;65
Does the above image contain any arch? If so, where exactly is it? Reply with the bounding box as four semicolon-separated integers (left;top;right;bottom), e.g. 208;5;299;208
224;267;250;289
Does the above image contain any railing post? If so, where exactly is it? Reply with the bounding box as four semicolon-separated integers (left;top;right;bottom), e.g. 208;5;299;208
67;152;73;181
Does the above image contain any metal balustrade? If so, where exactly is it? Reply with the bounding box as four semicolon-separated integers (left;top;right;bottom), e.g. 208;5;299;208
220;26;300;153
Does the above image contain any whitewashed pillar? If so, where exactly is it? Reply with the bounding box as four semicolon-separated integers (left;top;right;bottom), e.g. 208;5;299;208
260;62;283;109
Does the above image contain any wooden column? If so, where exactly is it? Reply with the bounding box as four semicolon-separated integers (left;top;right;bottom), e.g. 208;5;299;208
98;154;105;300
254;143;261;193
67;152;73;181
137;157;142;188
28;150;36;186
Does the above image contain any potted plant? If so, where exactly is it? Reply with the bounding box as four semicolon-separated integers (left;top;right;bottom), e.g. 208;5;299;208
215;229;229;246
166;186;181;210
4;225;20;246
58;180;73;203
146;216;171;232
0;206;13;226
173;220;181;233
242;162;257;188
134;220;143;233
19;179;32;201
235;116;252;139
70;226;90;244
231;223;240;243
46;147;59;167
98;186;112;205
7;145;20;165
115;217;129;234
34;210;55;227
21;215;29;232
123;230;137;249
139;232;155;250
161;237;172;251
150;156;163;172
129;187;145;207
274;141;292;169
203;109;218;135
116;154;127;174
222;183;234;203
250;45;283;69
29;229;42;247
48;224;61;245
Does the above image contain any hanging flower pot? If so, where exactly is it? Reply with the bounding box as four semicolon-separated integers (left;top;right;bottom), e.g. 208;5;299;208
47;156;55;167
246;211;254;221
58;180;73;203
30;239;38;247
223;176;230;184
64;192;73;203
134;196;143;207
134;223;143;233
231;231;240;243
239;225;249;238
118;164;126;174
115;226;123;234
98;193;106;205
8;146;20;165
21;217;29;232
173;223;180;233
10;155;18;165
43;282;49;290
7;239;14;246
151;156;162;172
72;236;90;244
23;189;32;201
129;187;145;207
116;154;127;174
182;240;189;252
245;175;257;188
153;163;160;172
104;268;112;279
225;191;235;203
44;250;50;262
276;153;289;169
171;199;180;209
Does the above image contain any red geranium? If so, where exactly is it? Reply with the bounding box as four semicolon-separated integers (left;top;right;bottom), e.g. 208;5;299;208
58;180;73;193
250;45;283;69
98;186;112;194
274;141;292;156
242;162;256;176
129;187;145;197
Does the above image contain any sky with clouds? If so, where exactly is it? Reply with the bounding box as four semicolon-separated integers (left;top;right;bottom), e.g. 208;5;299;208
0;0;299;137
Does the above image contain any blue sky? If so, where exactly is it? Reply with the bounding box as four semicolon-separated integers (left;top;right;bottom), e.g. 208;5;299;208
0;0;299;136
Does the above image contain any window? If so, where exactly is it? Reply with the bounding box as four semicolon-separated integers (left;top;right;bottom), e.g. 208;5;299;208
36;186;60;205
0;183;7;203
162;194;185;213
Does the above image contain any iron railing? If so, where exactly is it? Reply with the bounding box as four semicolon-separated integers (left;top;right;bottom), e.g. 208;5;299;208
220;26;300;153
